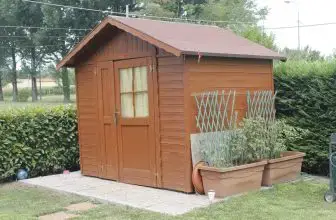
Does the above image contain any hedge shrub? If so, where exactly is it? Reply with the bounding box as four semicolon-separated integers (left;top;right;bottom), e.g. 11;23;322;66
0;105;79;181
275;72;336;175
3;86;76;97
17;88;30;102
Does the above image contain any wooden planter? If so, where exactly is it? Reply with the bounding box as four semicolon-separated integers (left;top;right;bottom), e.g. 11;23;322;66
262;151;305;186
199;161;267;198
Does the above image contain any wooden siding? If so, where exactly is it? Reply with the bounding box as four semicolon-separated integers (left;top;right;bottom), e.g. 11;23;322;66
185;56;274;133
79;28;156;65
76;30;157;179
158;56;193;192
76;64;101;177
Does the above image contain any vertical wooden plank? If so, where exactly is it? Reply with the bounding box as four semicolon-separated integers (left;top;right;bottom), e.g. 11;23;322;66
270;60;275;92
95;65;103;177
182;55;194;193
152;54;162;188
75;67;83;173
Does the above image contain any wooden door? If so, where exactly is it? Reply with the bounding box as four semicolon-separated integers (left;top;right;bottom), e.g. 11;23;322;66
114;57;157;187
97;61;119;180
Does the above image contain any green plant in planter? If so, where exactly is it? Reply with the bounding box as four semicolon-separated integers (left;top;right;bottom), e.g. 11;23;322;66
241;116;302;160
200;130;248;168
200;117;301;169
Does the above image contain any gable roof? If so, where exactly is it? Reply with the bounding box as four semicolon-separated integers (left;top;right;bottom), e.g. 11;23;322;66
57;16;286;69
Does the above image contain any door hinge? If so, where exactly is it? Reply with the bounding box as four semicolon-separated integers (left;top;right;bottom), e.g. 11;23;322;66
149;64;154;73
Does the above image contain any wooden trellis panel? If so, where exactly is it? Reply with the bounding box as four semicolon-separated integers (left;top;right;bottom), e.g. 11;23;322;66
194;90;238;133
246;90;276;123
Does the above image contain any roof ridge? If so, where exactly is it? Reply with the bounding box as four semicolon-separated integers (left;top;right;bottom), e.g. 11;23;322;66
109;15;220;28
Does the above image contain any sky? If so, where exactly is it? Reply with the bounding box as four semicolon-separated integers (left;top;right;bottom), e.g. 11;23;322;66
256;0;336;55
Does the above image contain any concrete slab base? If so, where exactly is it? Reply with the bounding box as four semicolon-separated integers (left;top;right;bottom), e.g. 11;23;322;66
21;172;221;215
65;202;97;212
38;211;78;220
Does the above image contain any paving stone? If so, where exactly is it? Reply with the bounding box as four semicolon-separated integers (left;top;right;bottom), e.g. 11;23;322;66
38;211;78;220
21;171;221;215
65;202;97;212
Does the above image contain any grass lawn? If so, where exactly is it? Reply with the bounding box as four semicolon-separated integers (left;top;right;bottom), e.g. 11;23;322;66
0;180;335;220
0;95;76;110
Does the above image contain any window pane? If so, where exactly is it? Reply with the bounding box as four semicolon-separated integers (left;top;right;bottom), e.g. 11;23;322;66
120;68;133;93
121;93;134;118
135;92;149;117
134;66;148;92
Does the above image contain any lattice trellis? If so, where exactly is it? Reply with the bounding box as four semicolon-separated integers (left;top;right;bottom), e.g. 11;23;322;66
194;90;238;133
246;90;276;123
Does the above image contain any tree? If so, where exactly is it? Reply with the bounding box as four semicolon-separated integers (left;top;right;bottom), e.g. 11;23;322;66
18;1;45;102
282;46;324;61
240;26;277;50
0;49;8;101
0;0;25;102
186;0;268;29
39;0;133;102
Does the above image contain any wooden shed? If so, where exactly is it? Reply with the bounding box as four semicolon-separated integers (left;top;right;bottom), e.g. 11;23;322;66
57;16;285;193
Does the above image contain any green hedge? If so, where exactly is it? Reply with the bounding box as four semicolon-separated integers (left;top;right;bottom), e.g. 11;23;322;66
275;73;336;175
3;86;76;97
0;105;79;181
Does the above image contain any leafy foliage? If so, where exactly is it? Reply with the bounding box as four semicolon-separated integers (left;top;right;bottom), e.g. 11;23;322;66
201;117;298;168
275;72;336;175
281;46;325;62
17;88;30;102
0;106;78;181
242;117;303;160
274;60;336;77
240;26;277;50
3;86;76;97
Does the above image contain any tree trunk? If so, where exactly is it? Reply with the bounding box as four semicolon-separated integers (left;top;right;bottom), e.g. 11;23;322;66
60;48;70;103
31;76;38;102
0;75;4;101
61;68;70;103
11;47;18;102
31;48;38;102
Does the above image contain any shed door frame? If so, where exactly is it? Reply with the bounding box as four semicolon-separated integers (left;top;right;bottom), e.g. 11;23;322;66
114;57;158;187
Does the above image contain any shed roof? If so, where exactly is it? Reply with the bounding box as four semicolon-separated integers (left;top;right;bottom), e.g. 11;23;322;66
57;16;286;69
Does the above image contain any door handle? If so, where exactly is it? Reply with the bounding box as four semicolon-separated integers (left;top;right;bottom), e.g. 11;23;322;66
114;111;120;126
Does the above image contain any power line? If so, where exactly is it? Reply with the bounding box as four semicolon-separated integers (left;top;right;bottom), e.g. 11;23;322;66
0;43;78;49
265;22;336;30
12;0;336;31
0;35;84;38
0;25;89;31
22;0;255;25
22;0;124;15
20;0;336;28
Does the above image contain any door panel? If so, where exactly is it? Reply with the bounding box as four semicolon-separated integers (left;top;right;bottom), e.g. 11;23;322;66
114;58;157;187
97;62;118;180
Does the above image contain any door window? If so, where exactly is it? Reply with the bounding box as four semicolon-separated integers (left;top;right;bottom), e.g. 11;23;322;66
120;66;149;118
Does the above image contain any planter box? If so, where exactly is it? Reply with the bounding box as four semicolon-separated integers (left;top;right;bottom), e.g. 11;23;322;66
262;151;305;186
199;161;267;198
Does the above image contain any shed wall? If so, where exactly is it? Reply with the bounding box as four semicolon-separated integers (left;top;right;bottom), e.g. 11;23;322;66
77;28;156;65
185;56;274;133
157;56;193;192
75;29;192;192
75;64;101;176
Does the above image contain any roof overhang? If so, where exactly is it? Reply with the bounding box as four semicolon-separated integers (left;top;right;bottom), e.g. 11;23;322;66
56;17;182;70
183;51;287;61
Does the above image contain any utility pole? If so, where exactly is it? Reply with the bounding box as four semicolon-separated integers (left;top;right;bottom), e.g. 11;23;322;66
126;5;129;18
285;0;300;50
297;9;300;50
